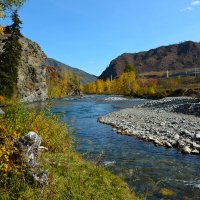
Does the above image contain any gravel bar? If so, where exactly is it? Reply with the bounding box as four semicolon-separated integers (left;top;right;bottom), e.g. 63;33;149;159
98;97;200;155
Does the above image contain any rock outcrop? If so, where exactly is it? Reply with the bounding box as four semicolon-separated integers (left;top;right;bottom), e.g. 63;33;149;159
0;35;48;102
0;108;4;115
17;131;48;185
68;83;84;96
17;37;48;102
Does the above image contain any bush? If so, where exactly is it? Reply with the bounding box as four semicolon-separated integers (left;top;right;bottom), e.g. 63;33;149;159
0;102;70;183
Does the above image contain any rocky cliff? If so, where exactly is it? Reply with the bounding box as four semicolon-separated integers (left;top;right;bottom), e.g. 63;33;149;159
0;36;48;102
99;41;200;80
17;37;48;102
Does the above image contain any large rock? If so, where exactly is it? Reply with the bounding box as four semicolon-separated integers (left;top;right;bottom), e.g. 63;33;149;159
17;37;48;102
195;131;200;140
17;131;48;185
182;146;192;154
0;108;4;115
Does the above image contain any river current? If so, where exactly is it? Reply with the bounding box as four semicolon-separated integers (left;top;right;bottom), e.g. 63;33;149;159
35;95;200;199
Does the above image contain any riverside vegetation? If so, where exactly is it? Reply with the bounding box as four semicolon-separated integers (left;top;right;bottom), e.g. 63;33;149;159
0;101;135;200
84;64;200;99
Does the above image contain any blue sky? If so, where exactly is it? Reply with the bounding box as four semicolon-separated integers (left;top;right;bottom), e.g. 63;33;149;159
2;0;200;76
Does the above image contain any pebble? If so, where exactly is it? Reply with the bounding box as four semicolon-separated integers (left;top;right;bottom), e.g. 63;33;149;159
195;132;200;140
182;146;192;154
98;97;200;155
191;149;199;155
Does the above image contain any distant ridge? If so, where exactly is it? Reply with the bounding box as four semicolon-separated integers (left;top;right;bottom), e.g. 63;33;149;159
99;41;200;80
46;58;97;84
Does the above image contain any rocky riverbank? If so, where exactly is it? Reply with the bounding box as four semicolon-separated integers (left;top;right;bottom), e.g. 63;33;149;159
98;97;200;155
140;97;200;117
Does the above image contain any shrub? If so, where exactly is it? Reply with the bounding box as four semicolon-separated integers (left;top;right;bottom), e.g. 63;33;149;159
0;102;70;183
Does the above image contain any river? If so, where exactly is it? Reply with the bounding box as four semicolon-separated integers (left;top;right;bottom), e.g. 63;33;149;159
34;95;200;199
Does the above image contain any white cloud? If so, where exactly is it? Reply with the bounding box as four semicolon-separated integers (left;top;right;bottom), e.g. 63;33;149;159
181;0;200;12
191;0;200;6
181;6;193;12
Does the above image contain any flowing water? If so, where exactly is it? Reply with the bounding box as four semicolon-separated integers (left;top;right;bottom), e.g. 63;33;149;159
34;95;200;199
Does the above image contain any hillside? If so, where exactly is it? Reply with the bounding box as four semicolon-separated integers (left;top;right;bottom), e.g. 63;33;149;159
99;41;200;80
46;58;97;84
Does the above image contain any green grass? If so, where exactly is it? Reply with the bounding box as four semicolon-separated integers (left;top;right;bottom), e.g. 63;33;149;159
0;103;135;200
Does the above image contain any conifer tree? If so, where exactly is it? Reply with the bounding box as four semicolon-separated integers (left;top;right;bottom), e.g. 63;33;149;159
124;64;135;73
0;10;22;97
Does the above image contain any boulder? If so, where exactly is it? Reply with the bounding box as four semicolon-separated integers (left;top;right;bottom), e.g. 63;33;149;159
180;129;193;137
0;108;4;115
182;146;192;154
195;131;200;140
17;131;48;185
191;149;199;155
17;37;48;102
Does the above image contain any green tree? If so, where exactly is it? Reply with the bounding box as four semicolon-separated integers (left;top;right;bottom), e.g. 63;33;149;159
0;10;22;97
124;64;135;73
0;0;25;18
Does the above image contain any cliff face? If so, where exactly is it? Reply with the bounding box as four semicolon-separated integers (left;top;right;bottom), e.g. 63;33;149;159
17;37;48;102
99;41;200;80
0;36;48;102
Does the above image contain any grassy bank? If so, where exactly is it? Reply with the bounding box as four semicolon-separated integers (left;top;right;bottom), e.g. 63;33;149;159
0;103;135;200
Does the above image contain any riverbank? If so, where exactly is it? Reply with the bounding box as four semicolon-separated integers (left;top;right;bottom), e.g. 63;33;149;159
0;103;135;200
98;97;200;155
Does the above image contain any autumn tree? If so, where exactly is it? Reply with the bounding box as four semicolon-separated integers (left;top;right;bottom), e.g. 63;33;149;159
96;79;104;94
104;78;111;94
72;74;81;90
84;82;96;94
111;79;119;94
116;71;137;95
60;71;69;96
47;68;78;98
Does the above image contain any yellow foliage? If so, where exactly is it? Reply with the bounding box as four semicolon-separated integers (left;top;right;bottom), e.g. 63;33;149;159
47;67;83;98
96;79;104;94
132;81;140;93
104;78;111;94
148;86;156;96
160;188;175;196
84;82;97;94
0;131;24;178
29;111;70;152
83;71;138;96
0;102;70;181
0;95;4;103
0;26;4;35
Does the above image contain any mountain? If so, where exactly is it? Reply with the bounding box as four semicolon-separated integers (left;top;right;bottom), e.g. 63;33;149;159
46;58;97;85
99;41;200;80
